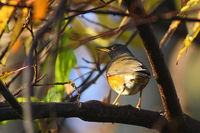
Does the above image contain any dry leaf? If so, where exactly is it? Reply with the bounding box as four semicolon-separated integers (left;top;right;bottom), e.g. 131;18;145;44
0;71;14;83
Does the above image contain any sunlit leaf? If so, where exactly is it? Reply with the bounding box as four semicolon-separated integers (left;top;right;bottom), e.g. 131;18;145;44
0;71;14;83
64;81;74;96
0;120;9;125
0;0;20;36
185;2;200;36
1;8;28;65
160;20;181;48
176;1;200;63
54;29;77;101
118;0;123;6
32;0;49;23
17;97;41;102
118;10;130;30
0;66;30;84
46;16;76;102
160;0;200;48
176;27;200;64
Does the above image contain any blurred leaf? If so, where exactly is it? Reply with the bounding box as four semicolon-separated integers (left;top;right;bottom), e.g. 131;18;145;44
118;10;130;30
17;97;40;102
160;20;181;48
4;24;9;33
180;0;199;14
0;1;20;36
46;18;76;102
45;87;61;102
0;120;9;125
176;1;200;63
54;29;77;101
0;71;14;83
176;28;200;64
11;39;22;54
1;8;28;65
65;81;74;96
185;2;200;36
32;0;49;23
118;0;123;6
160;0;200;48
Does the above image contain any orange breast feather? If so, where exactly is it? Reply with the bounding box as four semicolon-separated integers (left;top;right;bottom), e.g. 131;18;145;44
107;75;125;91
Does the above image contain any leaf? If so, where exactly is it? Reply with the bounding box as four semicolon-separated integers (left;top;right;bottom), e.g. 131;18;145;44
1;8;28;65
32;0;49;23
159;20;181;48
4;24;9;33
176;27;200;64
45;87;61;102
64;81;74;96
17;97;41;102
53;30;77;101
0;71;14;83
118;10;130;30
0;1;20;37
0;66;30;84
185;2;200;36
47;18;76;102
160;0;200;48
176;1;200;63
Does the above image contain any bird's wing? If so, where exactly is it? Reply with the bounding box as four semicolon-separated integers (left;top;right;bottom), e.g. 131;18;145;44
107;56;150;76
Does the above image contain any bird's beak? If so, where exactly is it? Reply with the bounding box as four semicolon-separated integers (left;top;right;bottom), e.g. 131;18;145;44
95;46;110;53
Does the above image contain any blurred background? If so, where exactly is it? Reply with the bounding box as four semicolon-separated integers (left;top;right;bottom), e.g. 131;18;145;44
0;0;200;133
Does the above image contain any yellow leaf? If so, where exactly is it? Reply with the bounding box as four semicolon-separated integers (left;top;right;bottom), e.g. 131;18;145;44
1;8;28;66
0;71;14;84
0;1;20;36
11;39;22;54
118;10;130;30
176;27;200;64
32;0;49;23
160;0;200;48
176;1;200;64
160;20;181;48
118;0;123;6
185;2;200;36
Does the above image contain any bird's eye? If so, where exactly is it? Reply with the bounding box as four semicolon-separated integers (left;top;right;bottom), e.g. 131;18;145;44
111;46;117;50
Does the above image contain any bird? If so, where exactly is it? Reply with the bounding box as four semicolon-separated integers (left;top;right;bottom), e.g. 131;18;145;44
96;43;151;109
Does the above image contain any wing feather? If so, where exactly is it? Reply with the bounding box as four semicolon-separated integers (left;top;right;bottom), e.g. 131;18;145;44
107;55;150;76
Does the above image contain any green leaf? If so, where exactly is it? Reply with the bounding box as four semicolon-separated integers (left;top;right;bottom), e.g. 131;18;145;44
45;87;62;102
5;24;9;33
46;18;76;102
17;97;41;102
54;28;76;101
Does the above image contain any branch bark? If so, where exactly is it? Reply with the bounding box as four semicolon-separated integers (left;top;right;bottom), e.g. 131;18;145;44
0;101;199;132
122;0;186;132
0;80;22;117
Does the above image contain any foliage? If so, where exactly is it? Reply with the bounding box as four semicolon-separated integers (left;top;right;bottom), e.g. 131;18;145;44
0;0;199;132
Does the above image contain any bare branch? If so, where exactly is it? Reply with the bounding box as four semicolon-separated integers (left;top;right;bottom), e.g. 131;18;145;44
0;80;22;117
0;101;200;132
122;0;187;131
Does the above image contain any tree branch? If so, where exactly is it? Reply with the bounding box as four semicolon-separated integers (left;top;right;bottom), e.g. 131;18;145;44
0;80;22;117
0;101;200;132
122;0;186;131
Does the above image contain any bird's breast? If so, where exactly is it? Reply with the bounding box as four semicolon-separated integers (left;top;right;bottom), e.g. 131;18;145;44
106;72;148;95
